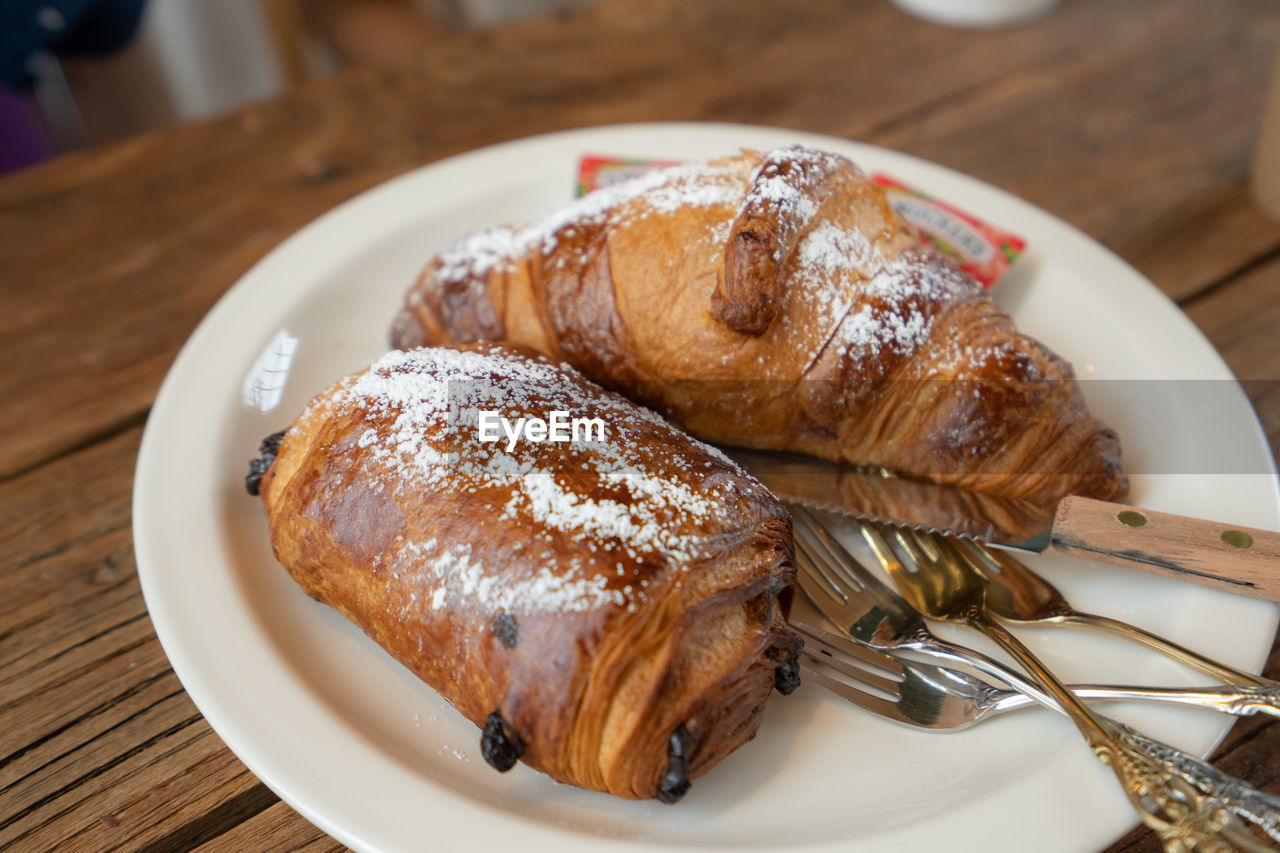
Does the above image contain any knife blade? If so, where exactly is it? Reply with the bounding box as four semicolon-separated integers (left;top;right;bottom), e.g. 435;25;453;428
720;446;1280;602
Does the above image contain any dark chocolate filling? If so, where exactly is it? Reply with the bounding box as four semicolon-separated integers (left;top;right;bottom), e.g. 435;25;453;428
481;710;525;772
492;611;518;649
773;646;802;695
656;724;691;804
245;430;286;496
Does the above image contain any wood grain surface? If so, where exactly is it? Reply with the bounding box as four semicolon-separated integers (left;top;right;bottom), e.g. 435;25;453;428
1049;496;1280;601
2;0;1279;850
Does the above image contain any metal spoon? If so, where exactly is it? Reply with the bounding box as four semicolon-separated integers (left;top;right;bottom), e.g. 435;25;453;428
957;538;1272;687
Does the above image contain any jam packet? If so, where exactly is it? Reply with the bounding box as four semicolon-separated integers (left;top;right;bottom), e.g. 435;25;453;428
575;155;1026;290
870;174;1025;289
576;155;682;197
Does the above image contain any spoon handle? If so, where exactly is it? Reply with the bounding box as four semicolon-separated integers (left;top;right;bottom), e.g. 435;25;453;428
1115;723;1280;845
976;614;1277;851
1064;610;1270;687
961;539;1273;687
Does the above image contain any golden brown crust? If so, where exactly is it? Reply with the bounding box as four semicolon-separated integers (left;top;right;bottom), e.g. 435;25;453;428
713;147;861;335
257;343;797;800
391;146;1127;504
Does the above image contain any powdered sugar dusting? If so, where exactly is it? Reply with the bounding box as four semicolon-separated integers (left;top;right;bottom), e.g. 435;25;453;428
739;146;854;262
749;168;819;223
423;145;984;381
305;346;761;617
434;225;523;285
429;161;744;286
798;219;881;274
789;214;980;369
401;539;623;614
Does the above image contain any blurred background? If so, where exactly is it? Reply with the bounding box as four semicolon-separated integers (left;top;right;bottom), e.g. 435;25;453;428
0;0;599;173
4;0;1279;218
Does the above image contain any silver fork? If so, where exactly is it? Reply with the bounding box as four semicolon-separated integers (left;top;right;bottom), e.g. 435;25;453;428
819;507;1280;845
789;505;1280;850
791;504;1280;717
788;502;1059;708
795;621;1280;849
795;620;1280;727
796;620;1029;730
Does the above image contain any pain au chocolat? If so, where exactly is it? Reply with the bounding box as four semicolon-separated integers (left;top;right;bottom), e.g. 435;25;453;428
248;343;798;802
391;146;1127;505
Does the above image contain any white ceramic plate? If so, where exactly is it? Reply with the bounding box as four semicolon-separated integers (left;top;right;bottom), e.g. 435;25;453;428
133;122;1280;853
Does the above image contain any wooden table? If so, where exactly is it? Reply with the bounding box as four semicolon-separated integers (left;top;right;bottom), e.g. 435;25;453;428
3;0;1279;849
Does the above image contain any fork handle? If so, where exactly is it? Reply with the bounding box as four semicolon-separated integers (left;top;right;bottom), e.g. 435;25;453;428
976;614;1279;850
1051;496;1280;602
1114;723;1280;846
1064;611;1272;688
1065;684;1280;718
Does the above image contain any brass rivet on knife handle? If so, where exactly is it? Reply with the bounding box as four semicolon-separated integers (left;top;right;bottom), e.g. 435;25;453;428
1051;496;1280;603
1116;510;1148;528
1222;530;1254;549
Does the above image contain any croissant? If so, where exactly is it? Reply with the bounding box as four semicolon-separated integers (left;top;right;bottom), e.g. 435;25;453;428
248;343;799;802
392;146;1127;504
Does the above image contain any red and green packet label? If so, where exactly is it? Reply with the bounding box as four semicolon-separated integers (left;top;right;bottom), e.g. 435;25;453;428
870;173;1026;290
575;155;1026;290
576;155;684;197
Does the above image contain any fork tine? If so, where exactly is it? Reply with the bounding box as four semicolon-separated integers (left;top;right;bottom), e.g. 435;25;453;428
858;522;907;574
891;525;933;568
792;507;868;593
792;622;905;694
872;522;964;583
800;650;901;696
913;530;947;564
792;507;851;569
795;539;847;604
794;622;988;731
798;659;909;722
955;537;1005;573
793;621;905;676
792;506;902;604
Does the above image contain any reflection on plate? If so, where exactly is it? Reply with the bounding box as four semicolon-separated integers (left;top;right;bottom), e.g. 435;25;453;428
133;122;1280;853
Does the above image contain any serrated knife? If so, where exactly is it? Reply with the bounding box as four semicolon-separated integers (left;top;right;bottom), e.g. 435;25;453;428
721;447;1280;602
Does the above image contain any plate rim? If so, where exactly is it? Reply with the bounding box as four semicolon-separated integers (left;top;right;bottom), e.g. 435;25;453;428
132;120;1280;853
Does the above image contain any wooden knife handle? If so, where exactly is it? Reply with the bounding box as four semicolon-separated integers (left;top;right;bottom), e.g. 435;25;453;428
1050;496;1280;602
